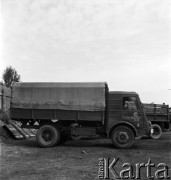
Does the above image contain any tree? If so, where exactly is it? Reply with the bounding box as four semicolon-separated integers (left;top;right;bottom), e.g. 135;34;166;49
2;66;21;88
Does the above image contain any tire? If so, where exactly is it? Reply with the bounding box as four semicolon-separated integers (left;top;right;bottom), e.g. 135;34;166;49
111;125;135;149
150;124;162;139
36;124;60;148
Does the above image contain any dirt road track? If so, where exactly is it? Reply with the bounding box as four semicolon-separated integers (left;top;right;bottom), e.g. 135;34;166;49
0;132;171;180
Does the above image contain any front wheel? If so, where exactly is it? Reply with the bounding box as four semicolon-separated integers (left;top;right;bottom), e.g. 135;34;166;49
150;124;162;139
111;125;135;149
36;124;60;148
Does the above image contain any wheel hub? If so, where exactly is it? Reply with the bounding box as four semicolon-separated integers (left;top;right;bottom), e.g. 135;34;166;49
153;127;159;135
42;130;53;142
117;132;129;143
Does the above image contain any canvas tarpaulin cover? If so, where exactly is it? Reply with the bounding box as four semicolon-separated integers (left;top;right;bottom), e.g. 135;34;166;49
11;82;107;111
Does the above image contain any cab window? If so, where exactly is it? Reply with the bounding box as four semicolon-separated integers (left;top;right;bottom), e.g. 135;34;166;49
123;97;138;110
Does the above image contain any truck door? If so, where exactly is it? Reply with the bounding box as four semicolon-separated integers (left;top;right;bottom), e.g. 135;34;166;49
122;96;144;130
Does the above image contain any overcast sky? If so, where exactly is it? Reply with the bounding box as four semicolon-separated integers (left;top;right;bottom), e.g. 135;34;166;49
0;0;171;105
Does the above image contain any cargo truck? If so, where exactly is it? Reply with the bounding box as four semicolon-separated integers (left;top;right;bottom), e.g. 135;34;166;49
9;82;151;148
143;103;170;139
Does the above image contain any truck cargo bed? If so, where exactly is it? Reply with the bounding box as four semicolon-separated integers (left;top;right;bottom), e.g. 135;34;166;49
11;108;104;122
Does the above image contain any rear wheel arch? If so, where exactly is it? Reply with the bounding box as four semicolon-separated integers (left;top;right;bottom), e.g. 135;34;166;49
38;120;62;128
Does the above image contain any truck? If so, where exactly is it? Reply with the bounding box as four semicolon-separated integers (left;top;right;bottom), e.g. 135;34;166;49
143;103;170;139
8;82;151;149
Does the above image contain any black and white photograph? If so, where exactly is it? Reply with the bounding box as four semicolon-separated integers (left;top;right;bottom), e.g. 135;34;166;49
0;0;171;179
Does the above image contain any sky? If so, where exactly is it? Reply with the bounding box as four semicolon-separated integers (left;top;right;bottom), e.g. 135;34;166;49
0;0;171;105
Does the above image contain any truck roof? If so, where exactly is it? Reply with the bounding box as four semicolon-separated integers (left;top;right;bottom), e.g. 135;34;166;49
13;82;107;88
109;91;138;95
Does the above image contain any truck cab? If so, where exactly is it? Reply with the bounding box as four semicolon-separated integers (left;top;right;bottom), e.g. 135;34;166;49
106;91;151;148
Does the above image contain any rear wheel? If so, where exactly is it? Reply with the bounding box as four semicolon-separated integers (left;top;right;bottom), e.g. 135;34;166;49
36;124;60;148
150;124;162;139
111;125;135;149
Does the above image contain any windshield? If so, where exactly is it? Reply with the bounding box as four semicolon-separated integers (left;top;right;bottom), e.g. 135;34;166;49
123;96;138;110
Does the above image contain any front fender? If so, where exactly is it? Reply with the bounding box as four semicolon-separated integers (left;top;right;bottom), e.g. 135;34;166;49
108;121;138;137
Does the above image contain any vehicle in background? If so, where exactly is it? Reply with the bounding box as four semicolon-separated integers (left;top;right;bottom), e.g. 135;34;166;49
143;103;170;139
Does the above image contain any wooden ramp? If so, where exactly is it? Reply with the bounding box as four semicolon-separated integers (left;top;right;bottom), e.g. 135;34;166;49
1;120;37;140
0;84;37;140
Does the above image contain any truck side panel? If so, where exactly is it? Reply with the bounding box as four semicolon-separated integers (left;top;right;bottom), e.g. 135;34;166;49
11;108;104;122
144;103;170;131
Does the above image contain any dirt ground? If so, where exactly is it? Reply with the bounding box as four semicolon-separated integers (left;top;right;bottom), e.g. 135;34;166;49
0;128;171;180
